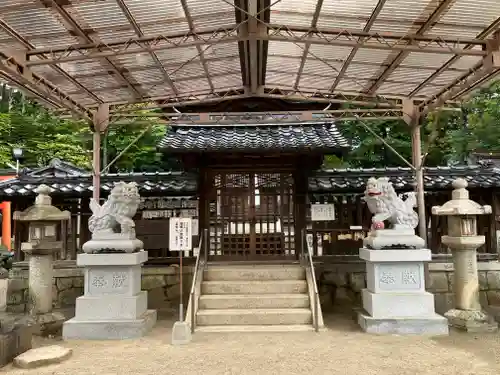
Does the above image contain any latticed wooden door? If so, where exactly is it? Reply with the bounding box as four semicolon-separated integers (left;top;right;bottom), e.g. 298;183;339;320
210;171;295;260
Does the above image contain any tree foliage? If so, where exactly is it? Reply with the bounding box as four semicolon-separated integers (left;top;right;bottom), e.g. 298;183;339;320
0;81;499;172
0;85;168;172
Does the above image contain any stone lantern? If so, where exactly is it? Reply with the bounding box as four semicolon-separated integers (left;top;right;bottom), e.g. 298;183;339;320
432;178;498;332
13;185;70;330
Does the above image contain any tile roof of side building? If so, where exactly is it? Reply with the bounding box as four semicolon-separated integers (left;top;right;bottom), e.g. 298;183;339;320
0;160;498;198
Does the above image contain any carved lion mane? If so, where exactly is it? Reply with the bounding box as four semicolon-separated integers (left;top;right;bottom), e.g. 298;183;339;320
88;181;141;234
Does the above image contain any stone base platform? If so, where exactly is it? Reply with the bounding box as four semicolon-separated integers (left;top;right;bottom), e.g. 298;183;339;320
63;309;157;340
357;309;449;335
445;309;498;333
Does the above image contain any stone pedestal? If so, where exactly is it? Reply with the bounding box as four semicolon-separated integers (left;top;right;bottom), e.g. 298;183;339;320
444;247;498;332
82;232;143;254
28;253;52;314
62;251;157;340
22;246;65;334
357;248;448;335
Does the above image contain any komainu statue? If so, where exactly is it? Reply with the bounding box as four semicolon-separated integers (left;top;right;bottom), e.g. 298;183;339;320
363;177;418;229
83;181;143;254
362;177;424;250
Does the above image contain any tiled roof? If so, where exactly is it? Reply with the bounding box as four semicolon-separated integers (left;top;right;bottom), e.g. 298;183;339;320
0;162;498;198
158;122;350;153
310;166;500;192
0;172;197;197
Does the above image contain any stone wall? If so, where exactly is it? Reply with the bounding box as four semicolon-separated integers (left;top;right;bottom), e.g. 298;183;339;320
7;261;194;313
318;261;500;314
8;260;500;315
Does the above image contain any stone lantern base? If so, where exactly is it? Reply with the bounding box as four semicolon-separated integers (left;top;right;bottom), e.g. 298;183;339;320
62;251;157;340
445;309;498;333
357;248;449;335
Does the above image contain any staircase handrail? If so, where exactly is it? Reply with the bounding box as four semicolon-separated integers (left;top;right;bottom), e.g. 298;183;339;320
189;228;208;333
302;228;320;332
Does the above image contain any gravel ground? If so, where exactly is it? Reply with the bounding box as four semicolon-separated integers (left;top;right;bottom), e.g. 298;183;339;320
3;308;500;375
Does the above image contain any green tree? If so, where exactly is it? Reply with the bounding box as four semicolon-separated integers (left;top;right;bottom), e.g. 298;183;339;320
444;81;500;162
0;86;90;168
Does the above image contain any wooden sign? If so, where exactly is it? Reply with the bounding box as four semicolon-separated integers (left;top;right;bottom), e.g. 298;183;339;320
311;204;335;221
169;218;193;251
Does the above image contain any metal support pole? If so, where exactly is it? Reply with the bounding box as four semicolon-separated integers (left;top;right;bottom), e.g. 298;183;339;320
411;125;427;245
92;130;101;202
92;104;110;202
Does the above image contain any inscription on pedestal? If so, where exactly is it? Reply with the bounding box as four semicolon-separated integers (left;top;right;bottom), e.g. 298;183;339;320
379;271;396;284
88;270;130;295
377;264;422;291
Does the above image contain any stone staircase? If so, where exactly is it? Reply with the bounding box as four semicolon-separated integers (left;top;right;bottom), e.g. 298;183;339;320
191;263;323;332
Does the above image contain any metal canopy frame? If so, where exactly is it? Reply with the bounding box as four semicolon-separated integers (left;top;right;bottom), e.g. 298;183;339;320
0;0;498;121
1;0;500;250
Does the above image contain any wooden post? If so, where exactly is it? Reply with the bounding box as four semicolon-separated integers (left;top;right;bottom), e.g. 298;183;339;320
92;104;109;202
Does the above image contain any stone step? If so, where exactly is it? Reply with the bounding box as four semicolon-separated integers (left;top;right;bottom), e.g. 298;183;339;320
199;294;310;309
196;308;312;326
204;265;305;281
196;325;315;333
201;280;308;295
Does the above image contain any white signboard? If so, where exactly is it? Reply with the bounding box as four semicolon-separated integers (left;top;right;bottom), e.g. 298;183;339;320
169;218;193;251
311;204;335;221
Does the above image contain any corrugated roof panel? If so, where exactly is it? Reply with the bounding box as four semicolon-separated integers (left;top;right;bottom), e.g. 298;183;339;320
271;12;313;27
147;86;174;97
370;0;440;34
437;0;500;28
66;61;110;78
74;75;122;91
387;67;436;84
430;70;469;86
265;72;296;89
191;13;236;32
71;94;98;106
203;42;239;59
126;69;167;85
402;52;455;68
155;44;200;63
211;73;242;90
352;49;394;64
317;0;380;29
334;79;367;92
29;67;81;93
97;88;136;102
69;0;130;30
28;34;80;49
140;21;190;36
376;82;417;96
301;58;343;76
175;78;212;94
270;0;316;26
268;41;304;58
169;61;206;80
186;0;235;16
2;6;67;38
113;53;157;70
124;0;185;23
429;25;481;40
344;65;382;80
207;57;240;76
298;74;333;91
449;55;483;70
266;56;302;73
416;85;444;97
308;45;353;61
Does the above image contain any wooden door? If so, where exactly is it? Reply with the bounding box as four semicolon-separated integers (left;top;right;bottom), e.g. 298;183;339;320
209;171;295;260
